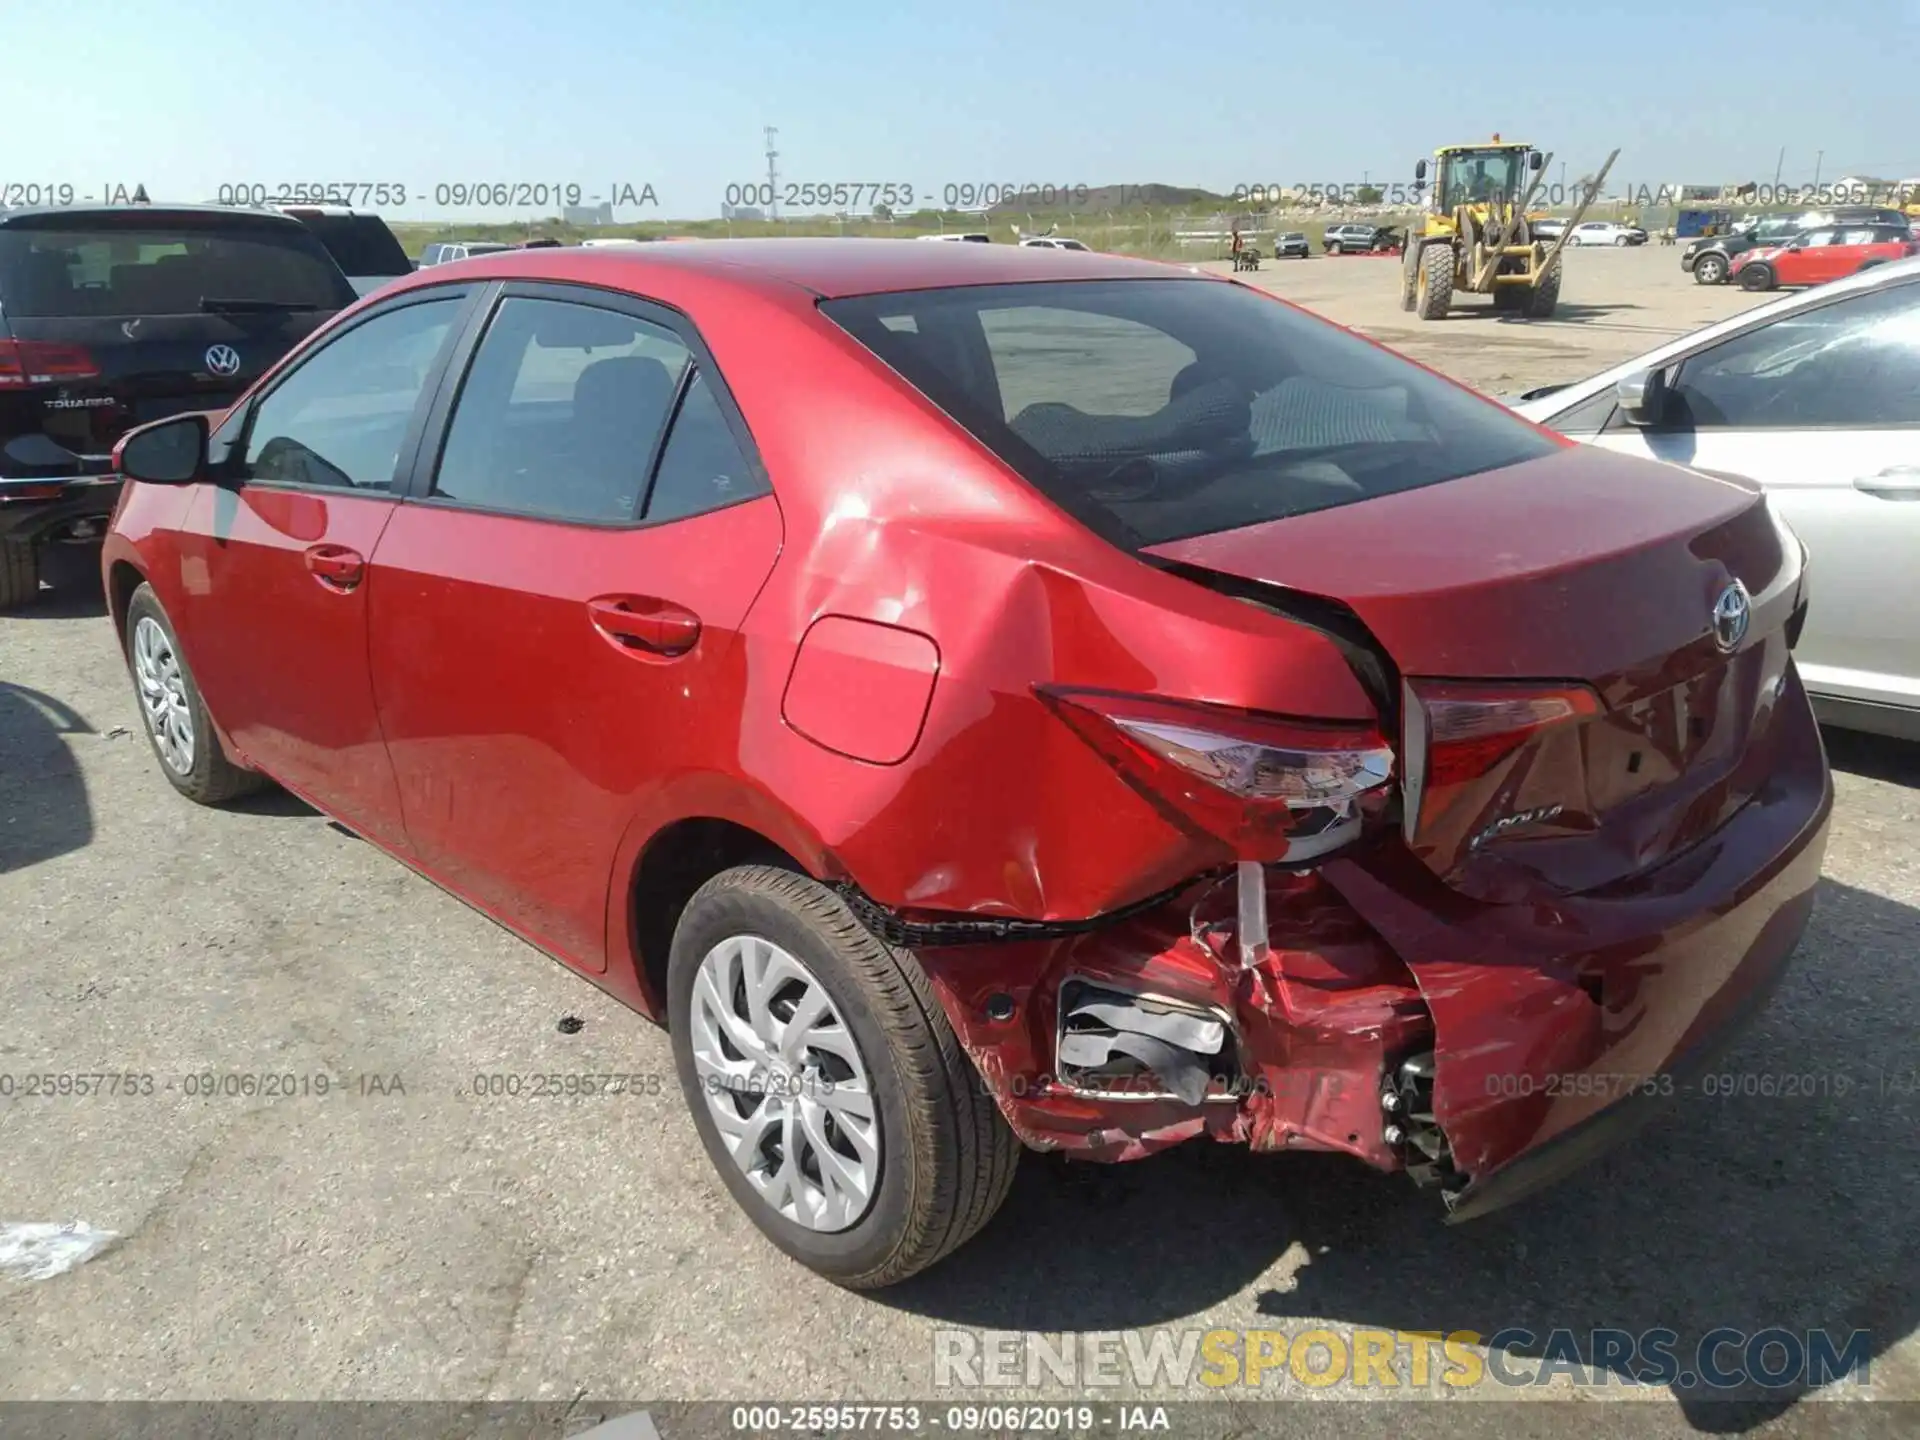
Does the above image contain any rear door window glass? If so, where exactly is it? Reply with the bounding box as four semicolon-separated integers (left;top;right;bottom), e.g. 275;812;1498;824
431;295;690;523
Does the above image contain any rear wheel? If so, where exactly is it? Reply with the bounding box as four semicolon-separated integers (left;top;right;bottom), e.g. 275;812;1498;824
1738;263;1776;291
0;539;37;611
124;583;267;804
1524;259;1563;318
1694;253;1728;285
667;865;1018;1289
1326;240;1343;255
1414;242;1454;319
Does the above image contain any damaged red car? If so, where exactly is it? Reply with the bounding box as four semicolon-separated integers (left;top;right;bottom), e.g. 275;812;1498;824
100;240;1831;1288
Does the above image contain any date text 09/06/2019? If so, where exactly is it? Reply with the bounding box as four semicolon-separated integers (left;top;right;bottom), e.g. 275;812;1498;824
210;182;658;209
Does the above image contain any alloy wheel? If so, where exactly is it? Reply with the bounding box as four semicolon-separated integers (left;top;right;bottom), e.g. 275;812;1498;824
132;616;195;775
688;934;882;1232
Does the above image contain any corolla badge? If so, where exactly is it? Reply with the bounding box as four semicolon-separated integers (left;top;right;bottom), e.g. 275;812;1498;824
1468;803;1564;851
1712;580;1751;653
204;344;241;377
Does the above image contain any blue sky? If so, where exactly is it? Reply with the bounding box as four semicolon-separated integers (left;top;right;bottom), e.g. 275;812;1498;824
9;0;1917;219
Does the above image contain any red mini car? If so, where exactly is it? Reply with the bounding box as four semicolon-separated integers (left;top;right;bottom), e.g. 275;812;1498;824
101;241;1831;1287
1733;222;1919;289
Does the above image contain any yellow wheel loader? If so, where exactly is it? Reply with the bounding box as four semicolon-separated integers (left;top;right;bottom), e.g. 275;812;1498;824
1400;137;1621;320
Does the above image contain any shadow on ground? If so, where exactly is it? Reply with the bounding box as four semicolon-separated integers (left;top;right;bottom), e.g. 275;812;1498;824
0;683;96;873
884;878;1918;1430
1822;728;1920;788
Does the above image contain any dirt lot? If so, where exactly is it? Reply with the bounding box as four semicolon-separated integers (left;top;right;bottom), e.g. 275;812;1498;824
1214;242;1771;393
2;244;1916;1434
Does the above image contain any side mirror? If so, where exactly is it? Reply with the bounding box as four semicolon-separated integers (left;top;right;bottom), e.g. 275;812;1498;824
1530;151;1544;172
1616;368;1669;428
1413;159;1428;182
115;413;209;485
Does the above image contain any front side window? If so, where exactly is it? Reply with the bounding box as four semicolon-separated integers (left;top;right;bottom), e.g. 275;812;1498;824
824;278;1557;548
431;296;691;523
1670;281;1920;429
240;297;460;490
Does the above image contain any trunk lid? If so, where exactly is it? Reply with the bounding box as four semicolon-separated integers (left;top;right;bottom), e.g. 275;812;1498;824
1147;444;1807;899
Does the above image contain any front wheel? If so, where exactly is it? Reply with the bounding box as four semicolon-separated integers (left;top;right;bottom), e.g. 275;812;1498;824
1615;235;1630;247
1694;253;1728;285
1325;240;1343;255
667;866;1018;1289
1738;264;1775;291
1414;242;1455;319
123;583;267;804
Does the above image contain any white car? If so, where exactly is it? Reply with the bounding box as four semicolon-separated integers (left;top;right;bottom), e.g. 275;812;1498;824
1566;221;1648;247
915;232;990;243
1018;236;1091;251
1511;255;1920;738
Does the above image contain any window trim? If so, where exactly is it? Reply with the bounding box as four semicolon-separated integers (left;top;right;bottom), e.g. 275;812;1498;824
397;278;775;532
223;283;484;498
1599;274;1920;436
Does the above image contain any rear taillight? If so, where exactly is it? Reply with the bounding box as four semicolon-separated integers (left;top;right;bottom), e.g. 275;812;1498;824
1037;687;1394;864
1401;679;1601;834
0;340;102;388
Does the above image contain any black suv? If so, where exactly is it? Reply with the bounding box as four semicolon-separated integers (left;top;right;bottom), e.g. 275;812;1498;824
1685;207;1912;285
0;205;356;608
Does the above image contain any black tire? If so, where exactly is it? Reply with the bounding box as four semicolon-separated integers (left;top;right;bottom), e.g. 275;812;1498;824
667;865;1019;1289
1399;248;1419;311
1738;263;1775;291
0;538;37;611
1694;253;1728;285
1414;242;1454;319
123;582;267;805
1525;258;1563;317
1493;284;1527;312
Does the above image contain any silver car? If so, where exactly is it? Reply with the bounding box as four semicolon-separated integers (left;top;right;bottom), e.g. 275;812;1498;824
1511;255;1920;738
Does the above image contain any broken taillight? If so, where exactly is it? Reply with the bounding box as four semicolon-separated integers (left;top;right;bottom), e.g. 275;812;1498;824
1400;678;1602;835
1036;687;1394;864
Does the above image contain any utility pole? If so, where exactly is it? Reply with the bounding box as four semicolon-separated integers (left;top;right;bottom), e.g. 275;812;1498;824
1813;150;1824;187
764;126;780;222
1773;147;1786;187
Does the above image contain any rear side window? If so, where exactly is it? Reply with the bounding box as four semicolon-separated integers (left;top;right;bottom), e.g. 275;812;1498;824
643;370;768;522
0;221;353;317
431;296;691;523
823;279;1557;547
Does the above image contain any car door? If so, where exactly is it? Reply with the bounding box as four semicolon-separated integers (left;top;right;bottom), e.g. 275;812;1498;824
1784;229;1845;284
168;287;474;845
1588;275;1920;712
366;283;784;970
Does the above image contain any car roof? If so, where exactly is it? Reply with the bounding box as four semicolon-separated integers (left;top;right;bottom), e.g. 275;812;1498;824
0;202;311;231
378;237;1197;299
1513;253;1920;418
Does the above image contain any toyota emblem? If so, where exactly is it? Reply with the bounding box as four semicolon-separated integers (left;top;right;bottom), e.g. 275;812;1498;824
1712;580;1751;653
204;344;241;377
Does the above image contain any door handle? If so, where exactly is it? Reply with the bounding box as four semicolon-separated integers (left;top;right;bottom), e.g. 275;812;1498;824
304;543;365;590
587;595;702;657
1853;467;1920;499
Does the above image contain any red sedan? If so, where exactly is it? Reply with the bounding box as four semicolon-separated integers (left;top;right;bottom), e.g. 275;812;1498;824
101;241;1830;1287
1733;223;1919;289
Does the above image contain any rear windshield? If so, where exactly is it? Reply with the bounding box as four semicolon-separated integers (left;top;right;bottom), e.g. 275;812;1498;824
822;279;1558;547
0;220;354;317
289;213;412;276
